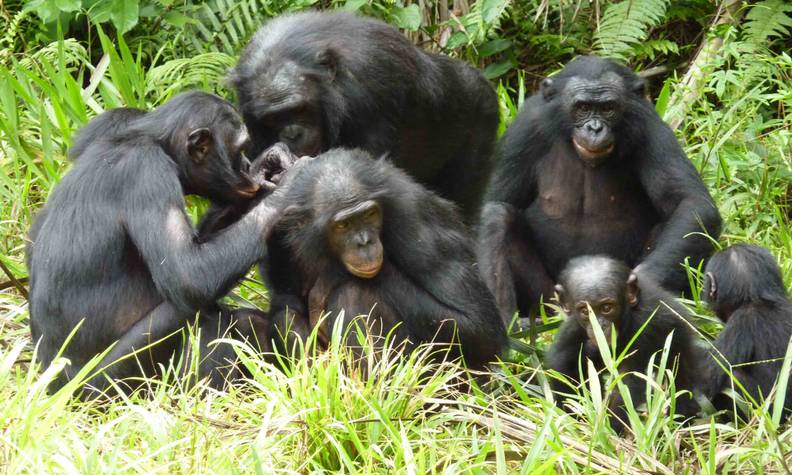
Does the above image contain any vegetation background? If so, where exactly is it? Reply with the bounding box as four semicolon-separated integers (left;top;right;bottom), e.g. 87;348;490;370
0;0;790;472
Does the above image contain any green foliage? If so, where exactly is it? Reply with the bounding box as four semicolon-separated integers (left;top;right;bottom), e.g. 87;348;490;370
594;0;670;60
743;0;792;47
1;0;792;472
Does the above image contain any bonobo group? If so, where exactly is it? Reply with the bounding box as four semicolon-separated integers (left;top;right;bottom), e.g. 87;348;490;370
26;11;792;431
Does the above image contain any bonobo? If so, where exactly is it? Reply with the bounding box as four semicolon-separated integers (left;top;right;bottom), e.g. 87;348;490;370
703;244;792;420
231;11;499;216
268;149;507;366
27;91;302;395
546;255;704;433
478;56;721;324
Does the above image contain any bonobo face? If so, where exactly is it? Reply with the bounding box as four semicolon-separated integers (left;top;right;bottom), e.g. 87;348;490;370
556;261;639;346
241;61;326;158
561;287;624;345
328;200;384;279
185;119;260;204
563;74;624;166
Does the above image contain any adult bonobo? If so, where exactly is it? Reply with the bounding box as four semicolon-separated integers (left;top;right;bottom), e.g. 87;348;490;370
703;244;792;420
230;11;499;216
27;92;302;395
546;255;704;434
268;149;507;367
478;56;721;324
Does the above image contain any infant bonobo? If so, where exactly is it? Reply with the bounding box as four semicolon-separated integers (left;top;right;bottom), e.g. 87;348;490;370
546;255;704;433
703;244;792;420
27;92;304;397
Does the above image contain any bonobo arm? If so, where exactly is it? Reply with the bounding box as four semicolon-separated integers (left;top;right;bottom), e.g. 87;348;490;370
705;309;756;400
483;96;544;206
477;202;555;323
383;265;504;366
545;319;589;392
636;117;721;289
124;145;286;314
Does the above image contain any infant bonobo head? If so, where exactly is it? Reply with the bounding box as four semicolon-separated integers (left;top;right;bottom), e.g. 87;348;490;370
703;244;788;322
555;255;639;345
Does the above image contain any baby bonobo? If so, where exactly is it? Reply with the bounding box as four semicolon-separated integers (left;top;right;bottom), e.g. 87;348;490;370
703;244;792;420
546;255;704;434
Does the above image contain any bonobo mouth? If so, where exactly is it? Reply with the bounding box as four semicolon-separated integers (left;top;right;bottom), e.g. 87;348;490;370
573;138;614;163
236;182;261;198
345;255;384;279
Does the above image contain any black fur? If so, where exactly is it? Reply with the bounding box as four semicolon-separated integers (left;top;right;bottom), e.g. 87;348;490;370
703;244;792;419
27;92;289;395
231;11;499;216
546;255;704;433
268;149;507;366
478;56;721;324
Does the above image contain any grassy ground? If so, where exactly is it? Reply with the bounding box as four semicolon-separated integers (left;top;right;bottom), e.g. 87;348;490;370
1;15;792;475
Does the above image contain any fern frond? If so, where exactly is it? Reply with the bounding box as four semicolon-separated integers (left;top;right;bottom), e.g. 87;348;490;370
743;0;792;47
594;0;670;60
146;53;236;102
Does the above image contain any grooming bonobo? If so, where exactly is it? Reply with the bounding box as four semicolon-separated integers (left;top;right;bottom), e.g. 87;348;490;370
27;92;302;396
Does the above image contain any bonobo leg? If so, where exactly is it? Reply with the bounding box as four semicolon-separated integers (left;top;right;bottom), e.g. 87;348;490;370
268;293;311;356
478;202;555;326
310;279;408;355
180;306;272;389
82;302;272;397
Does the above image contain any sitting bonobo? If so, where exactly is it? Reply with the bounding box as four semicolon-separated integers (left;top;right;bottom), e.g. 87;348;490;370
267;148;507;366
27;92;303;396
546;255;704;433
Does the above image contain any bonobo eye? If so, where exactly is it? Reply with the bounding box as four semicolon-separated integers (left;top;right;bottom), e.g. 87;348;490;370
600;303;614;314
364;207;379;220
334;220;348;231
577;304;590;317
601;102;617;116
577;103;591;114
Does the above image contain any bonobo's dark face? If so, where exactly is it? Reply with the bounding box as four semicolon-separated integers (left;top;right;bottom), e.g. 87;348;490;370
558;74;625;166
184;119;260;205
327;200;384;279
561;287;624;345
241;61;326;158
556;260;639;346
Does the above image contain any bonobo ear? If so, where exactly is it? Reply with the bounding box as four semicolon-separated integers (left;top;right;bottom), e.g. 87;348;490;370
554;284;570;312
626;274;640;307
706;271;717;301
315;48;337;79
631;78;647;97
540;78;556;101
187;128;213;163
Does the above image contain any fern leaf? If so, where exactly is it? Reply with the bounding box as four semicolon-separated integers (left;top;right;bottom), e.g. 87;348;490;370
743;0;792;46
594;0;670;60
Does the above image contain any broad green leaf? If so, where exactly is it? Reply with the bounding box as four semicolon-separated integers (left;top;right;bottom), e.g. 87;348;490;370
479;38;512;57
483;59;515;80
110;0;139;34
343;0;367;12
391;4;421;31
54;0;81;12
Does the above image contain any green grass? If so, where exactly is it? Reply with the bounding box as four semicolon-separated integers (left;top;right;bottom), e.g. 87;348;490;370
1;11;792;474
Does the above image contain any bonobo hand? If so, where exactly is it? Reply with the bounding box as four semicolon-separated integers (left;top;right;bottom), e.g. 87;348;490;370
249;142;302;192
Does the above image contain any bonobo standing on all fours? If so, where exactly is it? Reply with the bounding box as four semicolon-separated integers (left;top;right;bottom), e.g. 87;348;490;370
478;56;722;325
26;92;304;395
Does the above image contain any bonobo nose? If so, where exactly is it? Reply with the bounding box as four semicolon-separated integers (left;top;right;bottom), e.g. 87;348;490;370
356;232;371;246
586;120;604;134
